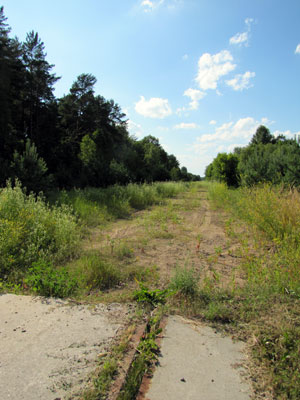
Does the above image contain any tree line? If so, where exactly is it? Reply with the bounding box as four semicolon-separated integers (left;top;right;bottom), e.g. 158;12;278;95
205;125;300;187
0;7;199;193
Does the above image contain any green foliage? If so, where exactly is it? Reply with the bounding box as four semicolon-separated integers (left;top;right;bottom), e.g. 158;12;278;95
137;328;161;364
258;328;300;399
71;253;122;291
50;182;187;227
134;281;171;308
169;266;199;297
0;181;79;279
208;182;300;295
206;125;300;188
251;125;274;145
205;152;239;187
118;315;163;400
239;140;300;186
25;260;77;297
10;139;52;193
117;355;146;400
0;8;197;190
93;358;118;399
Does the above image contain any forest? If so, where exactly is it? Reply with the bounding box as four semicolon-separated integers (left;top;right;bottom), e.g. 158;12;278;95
0;7;199;194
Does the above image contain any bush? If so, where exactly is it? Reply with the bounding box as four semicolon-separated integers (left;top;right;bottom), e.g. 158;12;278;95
0;181;79;278
25;260;77;297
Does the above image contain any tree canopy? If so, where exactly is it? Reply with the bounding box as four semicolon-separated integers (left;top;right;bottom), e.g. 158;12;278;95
205;125;300;187
0;8;199;192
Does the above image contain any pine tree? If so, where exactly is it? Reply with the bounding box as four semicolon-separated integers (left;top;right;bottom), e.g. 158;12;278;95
21;31;59;144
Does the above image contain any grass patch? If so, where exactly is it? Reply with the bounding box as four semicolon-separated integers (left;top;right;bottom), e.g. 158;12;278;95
169;266;199;297
50;182;188;228
70;253;122;292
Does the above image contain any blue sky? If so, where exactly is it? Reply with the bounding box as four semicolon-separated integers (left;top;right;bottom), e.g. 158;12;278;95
2;0;300;175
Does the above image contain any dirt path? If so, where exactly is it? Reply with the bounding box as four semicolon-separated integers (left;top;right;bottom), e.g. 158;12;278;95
84;186;243;290
0;185;249;399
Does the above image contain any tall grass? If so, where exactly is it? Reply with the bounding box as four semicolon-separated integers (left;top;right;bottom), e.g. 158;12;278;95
206;182;300;399
50;182;188;226
208;182;300;295
0;181;79;279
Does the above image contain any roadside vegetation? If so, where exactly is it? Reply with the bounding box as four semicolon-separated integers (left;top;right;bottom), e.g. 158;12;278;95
2;177;300;399
169;182;300;400
0;180;188;297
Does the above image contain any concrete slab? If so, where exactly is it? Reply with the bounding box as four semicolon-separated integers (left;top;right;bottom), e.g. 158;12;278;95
145;315;252;400
0;294;127;400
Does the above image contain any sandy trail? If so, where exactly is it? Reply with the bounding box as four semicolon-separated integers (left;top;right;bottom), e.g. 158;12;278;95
0;294;129;400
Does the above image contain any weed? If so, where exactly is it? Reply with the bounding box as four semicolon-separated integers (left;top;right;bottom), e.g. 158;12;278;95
70;253;122;292
25;259;77;297
118;312;163;400
204;301;233;323
114;240;134;260
169;266;199;297
133;280;172;308
204;181;300;398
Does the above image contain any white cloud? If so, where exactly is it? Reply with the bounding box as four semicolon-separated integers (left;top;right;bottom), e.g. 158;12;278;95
196;117;265;145
183;88;206;110
229;17;254;46
135;96;172;119
229;32;249;46
127;120;144;138
195;50;236;90
273;130;300;139
141;0;158;12
295;44;300;54
245;18;254;27
226;71;255;91
140;0;181;12
191;141;217;154
176;107;188;115
174;122;198;130
209;120;217;125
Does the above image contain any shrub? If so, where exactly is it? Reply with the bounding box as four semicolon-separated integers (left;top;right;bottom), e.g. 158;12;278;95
0;181;79;278
25;260;77;297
